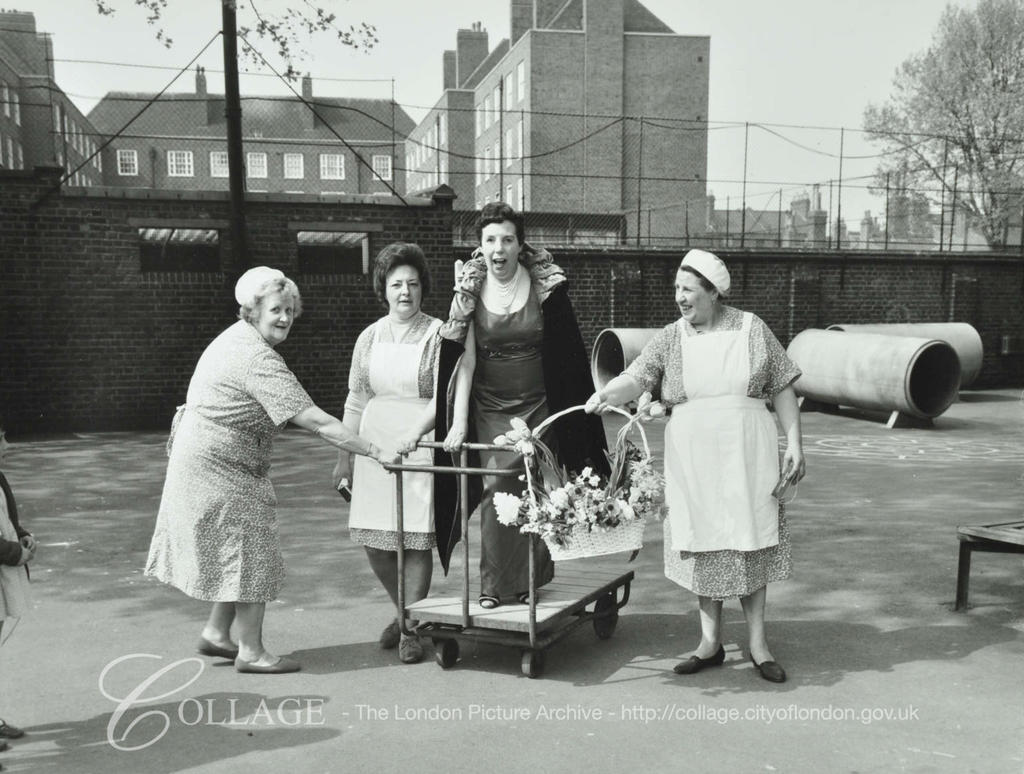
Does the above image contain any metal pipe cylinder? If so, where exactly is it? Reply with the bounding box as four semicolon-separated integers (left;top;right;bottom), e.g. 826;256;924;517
825;322;983;387
590;328;661;391
787;329;961;419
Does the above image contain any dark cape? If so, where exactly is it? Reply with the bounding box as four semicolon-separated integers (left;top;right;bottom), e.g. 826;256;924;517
431;282;609;574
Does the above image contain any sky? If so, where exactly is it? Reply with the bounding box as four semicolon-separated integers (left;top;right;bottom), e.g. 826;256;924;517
20;0;979;224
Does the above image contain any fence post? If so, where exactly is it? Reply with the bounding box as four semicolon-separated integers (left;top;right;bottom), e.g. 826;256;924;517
884;172;890;251
741;122;748;248
836;128;844;250
636;116;644;247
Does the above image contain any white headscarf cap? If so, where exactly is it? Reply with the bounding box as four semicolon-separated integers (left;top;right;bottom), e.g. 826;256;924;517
680;248;730;296
234;266;285;307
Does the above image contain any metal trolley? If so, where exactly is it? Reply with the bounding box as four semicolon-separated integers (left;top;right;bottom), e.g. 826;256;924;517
384;441;634;679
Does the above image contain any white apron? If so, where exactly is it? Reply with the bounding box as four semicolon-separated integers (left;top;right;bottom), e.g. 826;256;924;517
0;493;30;622
664;312;779;552
349;318;441;535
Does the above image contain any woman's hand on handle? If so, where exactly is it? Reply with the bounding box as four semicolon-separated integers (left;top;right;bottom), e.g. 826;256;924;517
443;419;467;452
584;391;609;414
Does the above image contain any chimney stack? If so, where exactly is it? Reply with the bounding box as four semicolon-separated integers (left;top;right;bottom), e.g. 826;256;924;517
442;50;456;90
195;66;207;98
511;0;533;45
301;73;313;100
455;23;488;88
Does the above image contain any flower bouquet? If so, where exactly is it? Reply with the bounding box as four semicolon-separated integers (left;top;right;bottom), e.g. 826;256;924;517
492;393;667;561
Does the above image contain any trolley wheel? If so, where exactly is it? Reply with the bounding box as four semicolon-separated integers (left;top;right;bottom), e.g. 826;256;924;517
593;592;619;640
520;649;545;679
434;638;459;669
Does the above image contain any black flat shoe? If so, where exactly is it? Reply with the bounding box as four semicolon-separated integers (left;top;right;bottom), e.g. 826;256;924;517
673;644;725;675
197;638;239;660
751;656;787;683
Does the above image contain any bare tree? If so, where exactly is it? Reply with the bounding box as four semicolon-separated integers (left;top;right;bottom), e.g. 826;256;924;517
92;0;378;78
863;0;1024;248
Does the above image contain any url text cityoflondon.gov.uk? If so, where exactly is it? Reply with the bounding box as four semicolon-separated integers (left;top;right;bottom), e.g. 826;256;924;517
353;703;921;725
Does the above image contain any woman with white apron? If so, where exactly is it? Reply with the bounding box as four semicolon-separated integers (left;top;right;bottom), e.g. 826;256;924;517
587;249;805;683
334;244;443;665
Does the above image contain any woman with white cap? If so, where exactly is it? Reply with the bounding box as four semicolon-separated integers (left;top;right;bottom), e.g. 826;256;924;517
586;249;805;683
145;267;396;674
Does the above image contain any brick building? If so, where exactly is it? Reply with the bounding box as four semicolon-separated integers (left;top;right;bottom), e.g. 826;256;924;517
0;10;103;186
406;0;709;242
88;69;415;197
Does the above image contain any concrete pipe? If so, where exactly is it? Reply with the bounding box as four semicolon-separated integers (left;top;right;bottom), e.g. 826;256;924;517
590;328;661;391
826;322;983;388
787;329;961;420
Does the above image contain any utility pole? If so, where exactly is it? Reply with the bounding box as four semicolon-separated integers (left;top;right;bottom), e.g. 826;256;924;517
223;0;249;273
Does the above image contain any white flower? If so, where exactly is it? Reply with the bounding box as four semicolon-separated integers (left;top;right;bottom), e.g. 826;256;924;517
580;466;593;479
494;492;523;525
549;488;570;510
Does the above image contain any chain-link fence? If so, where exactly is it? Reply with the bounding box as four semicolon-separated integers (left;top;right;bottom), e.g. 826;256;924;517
8;20;1023;254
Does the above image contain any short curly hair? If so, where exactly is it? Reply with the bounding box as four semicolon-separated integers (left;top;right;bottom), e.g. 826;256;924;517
372;242;431;306
238;277;303;324
475;201;525;245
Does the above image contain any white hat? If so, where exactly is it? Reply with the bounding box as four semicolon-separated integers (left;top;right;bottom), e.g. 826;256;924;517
679;249;730;296
234;266;285;307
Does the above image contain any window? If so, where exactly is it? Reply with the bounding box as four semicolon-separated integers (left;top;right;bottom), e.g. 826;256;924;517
16;142;23;170
96;149;102;173
492;85;501;121
246;151;267;178
0;132;4;168
117;149;138;176
166;150;194;177
12;92;19;125
506;127;515;165
517;178;524;211
506;184;513;203
296;230;369;274
283;153;304;179
138;227;220;272
1;81;8;117
372;154;392;181
209;151;229;178
439;113;447;146
504;73;513;110
483;94;492;128
6;137;12;168
319;153;344;179
483;146;490;178
475;104;482;137
516;61;526;102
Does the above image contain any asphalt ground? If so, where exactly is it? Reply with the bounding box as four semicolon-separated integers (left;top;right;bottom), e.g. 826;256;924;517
0;390;1022;773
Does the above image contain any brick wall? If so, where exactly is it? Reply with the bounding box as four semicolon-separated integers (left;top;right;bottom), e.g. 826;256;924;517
0;168;455;433
3;168;1022;434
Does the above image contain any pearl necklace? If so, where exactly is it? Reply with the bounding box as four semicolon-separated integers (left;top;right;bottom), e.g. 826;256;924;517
489;265;523;311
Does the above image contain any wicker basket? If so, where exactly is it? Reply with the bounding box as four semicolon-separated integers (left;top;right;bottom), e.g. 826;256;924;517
518;403;658;561
544;518;647;561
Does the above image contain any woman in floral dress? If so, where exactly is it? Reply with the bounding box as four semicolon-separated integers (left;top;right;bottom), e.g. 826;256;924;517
146;267;395;674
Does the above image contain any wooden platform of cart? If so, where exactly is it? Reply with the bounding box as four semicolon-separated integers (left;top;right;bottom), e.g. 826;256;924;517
408;566;633;633
955;520;1024;611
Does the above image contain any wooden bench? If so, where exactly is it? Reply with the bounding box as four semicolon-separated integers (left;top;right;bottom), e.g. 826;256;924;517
955;520;1024;611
